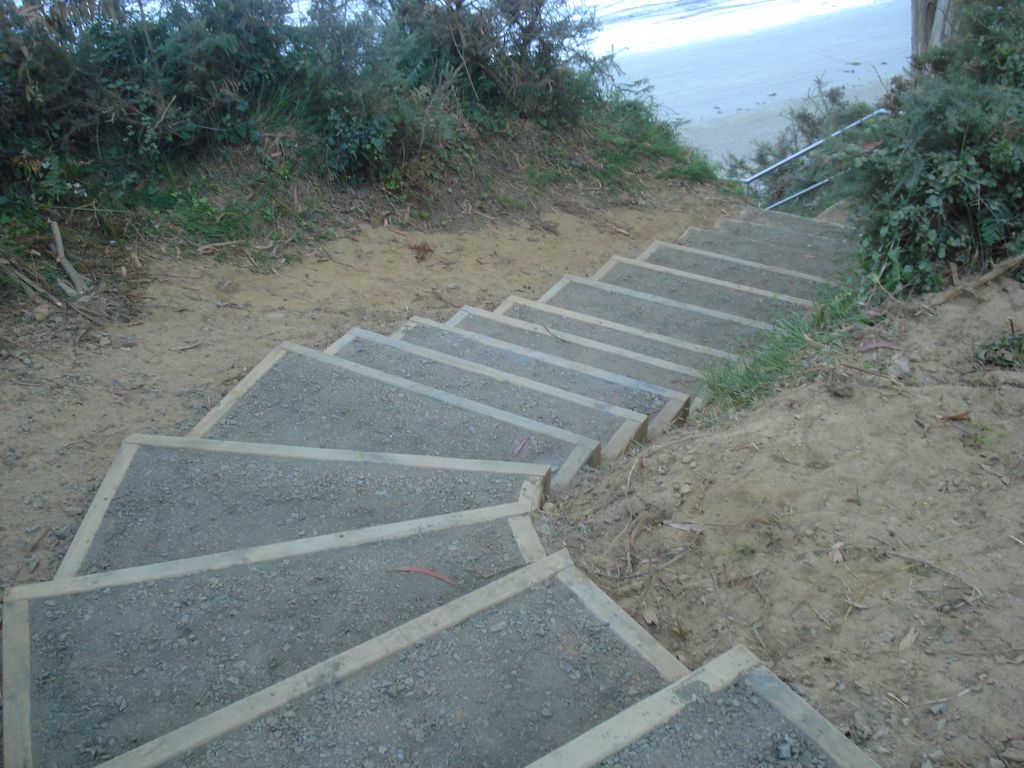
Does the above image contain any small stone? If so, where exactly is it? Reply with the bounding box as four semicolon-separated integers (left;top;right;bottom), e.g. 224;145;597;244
989;757;1007;767
777;741;793;760
542;502;555;513
854;680;873;696
1000;748;1024;763
930;702;948;716
921;761;934;768
540;706;552;718
32;304;50;322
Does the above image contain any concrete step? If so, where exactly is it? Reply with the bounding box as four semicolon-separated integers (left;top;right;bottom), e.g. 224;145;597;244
678;227;849;279
56;434;550;578
392;317;690;436
78;551;689;767
593;256;810;323
738;205;855;241
535;276;769;352
327;328;647;461
528;645;880;768
718;217;856;252
450;304;710;394
191;342;598;490
2;506;547;767
636;241;832;301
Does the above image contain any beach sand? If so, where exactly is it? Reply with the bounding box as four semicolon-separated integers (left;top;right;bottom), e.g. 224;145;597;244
609;1;911;163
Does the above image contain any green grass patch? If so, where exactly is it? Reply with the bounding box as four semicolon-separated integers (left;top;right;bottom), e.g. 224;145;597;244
699;286;865;418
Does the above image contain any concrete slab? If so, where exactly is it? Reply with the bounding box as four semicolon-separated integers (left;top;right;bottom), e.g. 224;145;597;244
57;434;550;577
2;510;544;768
636;241;831;301
393;318;689;436
328;329;646;460
104;554;687;768
594;257;809;323
678;227;850;279
528;646;880;768
191;343;598;490
536;277;768;352
451;305;707;394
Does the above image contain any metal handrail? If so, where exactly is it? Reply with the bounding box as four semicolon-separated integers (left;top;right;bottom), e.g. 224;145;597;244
741;107;891;185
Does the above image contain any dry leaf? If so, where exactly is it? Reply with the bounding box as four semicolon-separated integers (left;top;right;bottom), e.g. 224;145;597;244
828;542;845;563
936;410;971;421
898;627;919;651
641;605;659;626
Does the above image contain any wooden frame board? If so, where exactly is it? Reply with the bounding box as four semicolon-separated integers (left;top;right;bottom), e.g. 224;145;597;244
592;255;814;308
327;327;649;460
56;435;551;580
2;503;548;767
392;315;693;437
187;342;599;489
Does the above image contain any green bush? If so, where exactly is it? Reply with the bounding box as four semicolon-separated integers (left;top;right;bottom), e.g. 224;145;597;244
848;0;1024;294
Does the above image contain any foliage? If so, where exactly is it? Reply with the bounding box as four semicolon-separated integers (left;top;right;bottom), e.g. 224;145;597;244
847;0;1024;294
0;0;643;206
976;332;1024;369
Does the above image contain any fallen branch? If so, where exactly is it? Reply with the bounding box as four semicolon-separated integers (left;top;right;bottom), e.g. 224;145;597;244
48;218;90;294
925;253;1024;307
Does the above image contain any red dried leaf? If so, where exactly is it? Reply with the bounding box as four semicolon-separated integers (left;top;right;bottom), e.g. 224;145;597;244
391;566;456;586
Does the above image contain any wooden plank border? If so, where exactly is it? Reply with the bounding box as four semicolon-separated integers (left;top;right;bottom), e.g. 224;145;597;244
741;668;882;768
55;441;139;579
489;299;734;362
594;256;813;308
636;241;835;286
557;566;688;681
7;502;534;603
54;436;550;579
189;347;287;437
538;275;773;331
331;328;649;460
2;599;32;768
97;551;576;768
523;645;762;768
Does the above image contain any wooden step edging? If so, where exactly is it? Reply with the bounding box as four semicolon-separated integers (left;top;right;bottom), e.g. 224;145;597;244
593;255;813;308
188;342;600;489
40;550;685;768
2;501;546;768
635;241;836;286
55;434;551;579
327;328;649;459
537;275;773;332
392;316;692;436
524;644;881;768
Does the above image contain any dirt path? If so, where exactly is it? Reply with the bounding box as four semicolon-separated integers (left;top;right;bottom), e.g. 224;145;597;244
0;182;733;589
550;279;1024;767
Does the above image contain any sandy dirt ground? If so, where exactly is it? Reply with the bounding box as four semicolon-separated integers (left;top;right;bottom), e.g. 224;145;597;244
0;181;733;591
546;280;1024;768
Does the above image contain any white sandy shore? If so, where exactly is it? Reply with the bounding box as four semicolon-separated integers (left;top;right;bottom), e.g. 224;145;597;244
608;0;911;163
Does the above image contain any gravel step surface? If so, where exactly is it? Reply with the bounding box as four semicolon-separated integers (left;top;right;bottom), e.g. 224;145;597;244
331;333;635;450
203;351;586;471
540;280;762;352
598;260;801;323
76;442;539;573
599;672;837;768
166;577;668;768
453;309;704;392
738;207;854;241
396;320;669;419
678;229;849;279
718;218;855;251
640;243;827;301
27;520;526;767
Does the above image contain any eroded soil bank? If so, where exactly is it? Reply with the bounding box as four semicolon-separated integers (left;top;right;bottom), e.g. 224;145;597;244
548;279;1024;768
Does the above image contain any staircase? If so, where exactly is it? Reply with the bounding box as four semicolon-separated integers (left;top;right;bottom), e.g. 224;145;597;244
2;208;880;767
